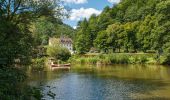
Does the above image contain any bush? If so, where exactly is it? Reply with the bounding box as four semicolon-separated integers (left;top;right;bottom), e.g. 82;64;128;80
146;50;156;53
32;58;45;71
161;54;170;65
139;56;148;64
47;46;71;61
78;58;85;64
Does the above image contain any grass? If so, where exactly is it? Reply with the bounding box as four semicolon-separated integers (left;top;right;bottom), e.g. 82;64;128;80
70;53;158;65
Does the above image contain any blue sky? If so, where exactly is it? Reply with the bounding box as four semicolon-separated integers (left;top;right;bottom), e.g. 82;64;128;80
62;0;120;28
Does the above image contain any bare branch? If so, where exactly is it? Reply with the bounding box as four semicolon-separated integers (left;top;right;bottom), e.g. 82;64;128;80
10;0;22;20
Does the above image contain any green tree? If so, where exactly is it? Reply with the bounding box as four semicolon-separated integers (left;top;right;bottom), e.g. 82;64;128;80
137;15;156;52
123;22;139;52
75;34;89;54
88;14;99;46
74;0;170;64
94;31;109;53
31;17;56;46
106;23;122;52
97;6;113;31
47;46;71;61
0;0;65;65
75;19;91;53
0;0;67;99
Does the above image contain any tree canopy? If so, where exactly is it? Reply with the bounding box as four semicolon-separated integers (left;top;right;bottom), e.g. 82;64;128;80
74;0;170;55
0;0;73;99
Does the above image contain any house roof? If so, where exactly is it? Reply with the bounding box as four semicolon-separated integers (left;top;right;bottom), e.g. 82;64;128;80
49;37;73;45
60;37;72;44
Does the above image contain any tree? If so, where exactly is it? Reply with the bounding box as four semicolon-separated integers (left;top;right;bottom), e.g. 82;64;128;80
0;0;67;99
74;18;91;53
97;6;113;31
0;0;66;65
122;22;139;52
47;46;71;61
137;15;156;52
74;0;170;64
94;31;109;53
75;34;89;54
88;14;99;46
106;23;121;52
31;17;56;46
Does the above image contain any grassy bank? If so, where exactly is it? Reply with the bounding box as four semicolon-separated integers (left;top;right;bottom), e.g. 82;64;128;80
69;53;162;65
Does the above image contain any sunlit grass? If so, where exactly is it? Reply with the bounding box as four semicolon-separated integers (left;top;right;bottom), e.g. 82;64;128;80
70;53;158;65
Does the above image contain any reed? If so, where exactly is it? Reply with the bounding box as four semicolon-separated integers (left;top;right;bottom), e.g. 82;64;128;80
70;53;157;65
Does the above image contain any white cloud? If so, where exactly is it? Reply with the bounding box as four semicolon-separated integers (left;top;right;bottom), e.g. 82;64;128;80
108;0;120;4
63;0;87;4
69;7;101;21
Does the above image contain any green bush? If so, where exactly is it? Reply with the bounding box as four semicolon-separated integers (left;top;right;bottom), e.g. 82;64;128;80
139;56;148;63
161;54;170;65
47;46;71;61
87;57;99;64
32;58;45;71
79;58;85;64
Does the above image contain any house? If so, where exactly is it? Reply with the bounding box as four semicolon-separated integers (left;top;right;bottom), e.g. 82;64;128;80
49;36;73;54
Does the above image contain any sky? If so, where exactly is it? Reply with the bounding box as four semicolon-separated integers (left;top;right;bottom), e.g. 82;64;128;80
62;0;121;29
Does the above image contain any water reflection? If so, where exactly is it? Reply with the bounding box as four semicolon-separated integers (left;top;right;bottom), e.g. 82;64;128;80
27;65;170;100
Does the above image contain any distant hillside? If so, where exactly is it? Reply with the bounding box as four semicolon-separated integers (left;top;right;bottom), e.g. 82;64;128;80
55;23;76;39
30;17;76;46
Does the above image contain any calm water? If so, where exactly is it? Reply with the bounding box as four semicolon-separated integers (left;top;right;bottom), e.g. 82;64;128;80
27;65;170;100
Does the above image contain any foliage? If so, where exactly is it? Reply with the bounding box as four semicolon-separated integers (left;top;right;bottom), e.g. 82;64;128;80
0;0;66;65
31;17;57;46
74;0;170;64
70;53;156;65
31;58;46;71
0;67;43;99
94;31;109;53
55;24;76;39
31;17;75;46
47;46;71;61
162;54;170;65
0;0;68;99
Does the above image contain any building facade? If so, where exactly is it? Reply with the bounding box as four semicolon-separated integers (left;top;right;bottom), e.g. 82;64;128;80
49;36;73;54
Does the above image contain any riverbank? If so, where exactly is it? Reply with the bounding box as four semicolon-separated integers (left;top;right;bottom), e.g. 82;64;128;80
69;53;167;65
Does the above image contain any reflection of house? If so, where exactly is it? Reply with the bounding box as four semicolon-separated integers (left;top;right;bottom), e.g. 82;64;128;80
49;36;73;54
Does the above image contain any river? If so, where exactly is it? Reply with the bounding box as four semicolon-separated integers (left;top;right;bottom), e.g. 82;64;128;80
27;65;170;100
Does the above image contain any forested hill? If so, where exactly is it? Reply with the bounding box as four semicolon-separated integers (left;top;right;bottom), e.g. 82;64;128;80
74;0;170;54
56;23;76;38
31;17;75;46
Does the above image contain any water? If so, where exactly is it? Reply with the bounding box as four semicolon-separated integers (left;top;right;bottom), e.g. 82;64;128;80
27;65;170;100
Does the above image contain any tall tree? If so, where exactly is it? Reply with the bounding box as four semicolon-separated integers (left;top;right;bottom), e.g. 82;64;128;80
0;0;66;65
94;31;109;53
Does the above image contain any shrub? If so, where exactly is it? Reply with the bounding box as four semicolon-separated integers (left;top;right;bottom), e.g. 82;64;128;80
32;58;45;71
146;50;156;53
139;56;148;64
47;46;71;61
79;58;85;64
161;54;170;65
87;57;99;64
